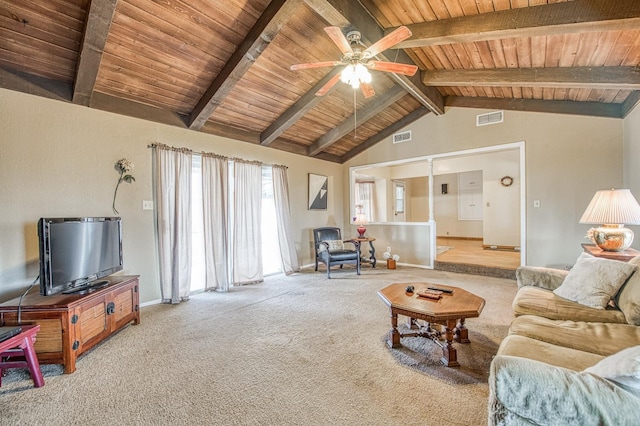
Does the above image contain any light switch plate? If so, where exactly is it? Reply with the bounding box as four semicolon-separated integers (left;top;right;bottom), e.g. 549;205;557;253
533;200;541;208
143;200;154;210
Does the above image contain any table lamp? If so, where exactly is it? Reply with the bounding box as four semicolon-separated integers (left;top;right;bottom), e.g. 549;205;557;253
579;188;640;252
354;213;368;238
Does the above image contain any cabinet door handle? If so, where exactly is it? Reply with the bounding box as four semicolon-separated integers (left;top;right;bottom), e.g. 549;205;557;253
106;302;116;315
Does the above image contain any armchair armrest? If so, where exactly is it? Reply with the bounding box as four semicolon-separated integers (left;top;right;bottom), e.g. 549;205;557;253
343;239;361;252
489;355;640;426
516;266;569;290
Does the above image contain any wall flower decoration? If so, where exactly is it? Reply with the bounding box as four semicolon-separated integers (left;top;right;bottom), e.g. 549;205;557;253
112;158;135;215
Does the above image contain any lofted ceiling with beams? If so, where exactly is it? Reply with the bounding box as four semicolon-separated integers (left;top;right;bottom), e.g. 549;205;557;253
1;0;639;163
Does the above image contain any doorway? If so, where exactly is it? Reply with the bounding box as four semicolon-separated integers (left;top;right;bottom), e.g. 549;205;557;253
430;142;524;276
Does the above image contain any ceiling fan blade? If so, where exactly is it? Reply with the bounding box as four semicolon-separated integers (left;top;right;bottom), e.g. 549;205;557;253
364;26;412;57
368;61;418;76
315;73;342;96
324;26;353;55
290;61;340;71
360;82;375;98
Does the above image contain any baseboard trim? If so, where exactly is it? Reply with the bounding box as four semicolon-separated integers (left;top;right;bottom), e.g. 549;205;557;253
482;245;519;252
437;236;483;241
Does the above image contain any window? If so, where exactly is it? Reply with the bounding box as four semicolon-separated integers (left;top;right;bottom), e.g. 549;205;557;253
190;156;281;291
355;180;375;222
393;180;405;215
261;166;281;276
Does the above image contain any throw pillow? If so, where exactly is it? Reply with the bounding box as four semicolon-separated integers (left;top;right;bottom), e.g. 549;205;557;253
553;252;636;309
615;256;640;325
584;345;640;391
318;239;344;253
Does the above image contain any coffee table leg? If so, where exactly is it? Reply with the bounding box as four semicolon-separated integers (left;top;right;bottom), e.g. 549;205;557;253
388;311;402;348
440;319;460;367
454;318;470;343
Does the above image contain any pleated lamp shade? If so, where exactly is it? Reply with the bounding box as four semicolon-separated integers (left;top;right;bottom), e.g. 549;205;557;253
579;189;640;251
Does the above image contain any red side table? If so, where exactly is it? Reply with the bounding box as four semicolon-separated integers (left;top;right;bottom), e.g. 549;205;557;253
0;324;44;388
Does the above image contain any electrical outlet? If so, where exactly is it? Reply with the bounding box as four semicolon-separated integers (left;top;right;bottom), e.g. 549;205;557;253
142;200;154;210
533;200;541;208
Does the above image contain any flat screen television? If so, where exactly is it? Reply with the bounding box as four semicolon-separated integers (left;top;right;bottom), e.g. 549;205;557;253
38;217;123;296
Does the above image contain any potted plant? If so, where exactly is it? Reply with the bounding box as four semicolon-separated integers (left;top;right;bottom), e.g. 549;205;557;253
383;247;400;269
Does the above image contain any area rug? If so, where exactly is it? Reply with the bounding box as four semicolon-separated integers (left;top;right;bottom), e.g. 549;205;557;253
384;323;499;385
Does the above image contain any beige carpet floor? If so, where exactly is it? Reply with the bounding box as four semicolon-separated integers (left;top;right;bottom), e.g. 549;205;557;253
1;266;517;425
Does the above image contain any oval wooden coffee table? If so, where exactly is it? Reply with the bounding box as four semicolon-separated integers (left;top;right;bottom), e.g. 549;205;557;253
377;283;485;367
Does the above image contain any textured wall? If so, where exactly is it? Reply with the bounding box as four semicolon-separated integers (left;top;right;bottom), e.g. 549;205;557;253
623;105;640;248
345;107;625;267
0;89;343;303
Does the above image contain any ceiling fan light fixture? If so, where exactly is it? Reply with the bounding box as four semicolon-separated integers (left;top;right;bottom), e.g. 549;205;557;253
340;63;371;89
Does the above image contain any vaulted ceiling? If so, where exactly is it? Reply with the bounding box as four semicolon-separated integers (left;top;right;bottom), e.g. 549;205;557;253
2;0;639;163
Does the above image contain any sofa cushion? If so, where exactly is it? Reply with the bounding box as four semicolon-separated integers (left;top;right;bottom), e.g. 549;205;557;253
508;315;640;357
584;345;640;392
497;334;604;371
615;256;640;326
553;252;635;309
513;286;627;324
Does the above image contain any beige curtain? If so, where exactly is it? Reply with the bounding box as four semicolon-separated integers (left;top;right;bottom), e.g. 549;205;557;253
272;165;299;274
201;154;229;292
153;144;192;303
232;161;263;285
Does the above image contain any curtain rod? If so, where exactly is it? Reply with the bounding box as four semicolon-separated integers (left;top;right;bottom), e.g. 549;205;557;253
148;143;287;169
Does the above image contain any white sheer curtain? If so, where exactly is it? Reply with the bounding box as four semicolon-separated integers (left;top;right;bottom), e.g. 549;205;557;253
233;161;263;285
201;154;230;292
153;144;192;303
272;165;299;275
356;181;376;221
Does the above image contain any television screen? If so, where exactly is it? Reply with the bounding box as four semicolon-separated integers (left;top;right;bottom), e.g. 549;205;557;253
38;217;123;295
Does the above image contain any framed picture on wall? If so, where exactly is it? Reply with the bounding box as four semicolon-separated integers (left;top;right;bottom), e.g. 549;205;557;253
308;173;328;210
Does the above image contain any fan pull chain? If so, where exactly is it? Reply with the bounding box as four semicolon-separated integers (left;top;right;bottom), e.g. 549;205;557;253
353;89;357;140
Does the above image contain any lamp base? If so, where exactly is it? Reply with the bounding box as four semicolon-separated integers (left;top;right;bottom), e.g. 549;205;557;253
357;226;366;238
593;225;634;252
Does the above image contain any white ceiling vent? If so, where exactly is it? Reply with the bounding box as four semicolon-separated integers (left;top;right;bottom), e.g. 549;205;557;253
393;130;412;144
476;111;504;127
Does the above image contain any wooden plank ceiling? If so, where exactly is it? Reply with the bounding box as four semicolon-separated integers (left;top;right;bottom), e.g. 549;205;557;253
1;0;639;163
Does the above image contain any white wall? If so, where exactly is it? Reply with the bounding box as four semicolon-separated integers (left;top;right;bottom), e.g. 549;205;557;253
433;173;483;238
0;89;344;303
345;107;624;267
624;105;640;249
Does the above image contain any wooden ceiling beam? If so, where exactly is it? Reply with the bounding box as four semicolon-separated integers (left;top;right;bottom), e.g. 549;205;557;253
445;96;623;119
308;86;406;156
91;92;190;128
260;68;342;146
187;0;302;130
72;0;117;106
422;67;640;90
0;67;72;102
304;0;444;115
622;91;640;118
340;107;431;163
392;0;640;49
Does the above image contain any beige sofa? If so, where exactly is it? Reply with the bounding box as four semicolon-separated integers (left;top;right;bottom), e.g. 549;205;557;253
489;255;640;425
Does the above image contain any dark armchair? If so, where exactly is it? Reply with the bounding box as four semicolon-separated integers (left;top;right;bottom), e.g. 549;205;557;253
313;227;361;278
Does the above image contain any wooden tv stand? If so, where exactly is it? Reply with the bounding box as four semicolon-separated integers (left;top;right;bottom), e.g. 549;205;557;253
0;275;140;373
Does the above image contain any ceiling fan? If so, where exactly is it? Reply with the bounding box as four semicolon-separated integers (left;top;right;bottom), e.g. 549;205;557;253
290;26;418;98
